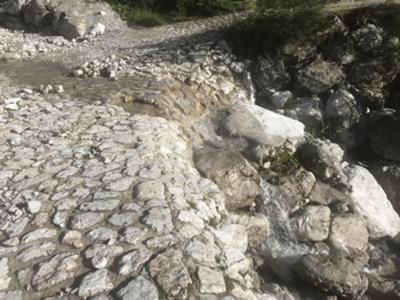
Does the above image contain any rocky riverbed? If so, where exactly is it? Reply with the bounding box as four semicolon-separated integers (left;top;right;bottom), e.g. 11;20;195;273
1;1;400;300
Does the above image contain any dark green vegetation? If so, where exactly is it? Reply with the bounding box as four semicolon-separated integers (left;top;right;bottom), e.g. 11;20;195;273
105;0;256;26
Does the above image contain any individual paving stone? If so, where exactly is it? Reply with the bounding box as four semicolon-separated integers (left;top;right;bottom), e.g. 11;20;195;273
107;212;136;227
82;163;121;178
145;234;179;251
5;216;30;237
52;211;69;228
117;248;153;276
121;202;142;212
78;269;114;298
134;180;165;201
80;200;121;211
119;227;147;245
55;166;79;179
91;256;108;269
138;165;162;179
55;199;78;211
62;230;84;248
149;248;192;297
2;237;19;247
26;200;42;213
0;290;22;300
69;212;105;230
0;246;18;257
116;276;159;300
16;242;56;263
105;176;135;191
177;210;205;230
84;244;124;259
21;228;57;243
141;208;173;234
87;227;118;242
0;258;11;290
213;224;248;253
32;253;80;290
198;266;226;294
185;235;221;267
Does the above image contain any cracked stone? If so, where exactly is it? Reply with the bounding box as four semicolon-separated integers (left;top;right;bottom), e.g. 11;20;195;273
78;269;114;298
149;248;192;297
32;253;80;290
117;248;153;276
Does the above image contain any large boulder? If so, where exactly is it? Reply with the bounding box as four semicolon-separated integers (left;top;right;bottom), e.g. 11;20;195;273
344;164;400;238
194;148;260;211
369;110;400;162
6;0;125;38
221;104;305;152
295;58;345;94
295;254;368;298
370;159;400;214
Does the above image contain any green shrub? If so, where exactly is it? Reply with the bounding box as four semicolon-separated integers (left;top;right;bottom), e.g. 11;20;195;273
225;4;331;55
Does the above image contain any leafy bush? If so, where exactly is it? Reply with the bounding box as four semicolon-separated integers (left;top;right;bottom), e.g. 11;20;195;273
226;2;331;55
105;0;256;26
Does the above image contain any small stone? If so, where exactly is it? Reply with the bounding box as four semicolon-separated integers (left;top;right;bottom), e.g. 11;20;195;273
73;69;84;77
21;228;57;243
87;227;118;242
91;256;108;269
0;258;11;291
80;200;120;211
54;85;64;94
198;266;226;294
16;242;56;263
119;227;147;245
62;231;84;248
134;180;165;200
84;244;124;259
26;200;41;213
116;276;159;300
78;269;114;298
213;224;248;253
105;177;134;191
141;208;173;234
53;211;69;228
69;212;104;230
0;290;22;300
108;212;137;227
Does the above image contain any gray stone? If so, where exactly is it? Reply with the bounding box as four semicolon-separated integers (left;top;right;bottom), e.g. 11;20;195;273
87;227;118;242
213;224;248;253
32;253;80;290
141;207;173;234
295;254;368;298
61;230;84;248
329;215;368;258
84;244;124;259
253;55;290;91
69;212;104;230
149;249;192;297
293;205;331;242
351;23;383;52
16;242;56;262
0;290;22;300
119;226;147;245
107;212;136;227
105;176;134;191
78;270;114;298
117;248;153;276
134;180;165;201
26;200;41;213
194;148;259;211
198;266;226;294
344;164;400;238
0;258;11;291
21;228;57;243
116;276;159;300
91;256;108;269
296;59;345;94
